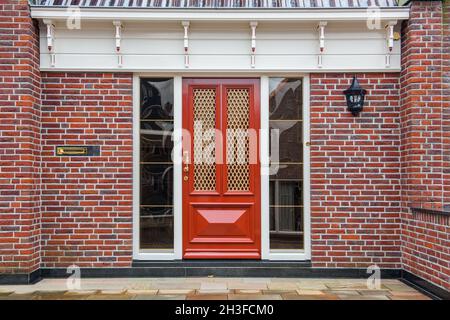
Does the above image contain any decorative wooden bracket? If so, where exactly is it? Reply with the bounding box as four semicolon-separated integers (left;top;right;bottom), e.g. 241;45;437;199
317;21;327;68
385;21;397;68
250;21;258;68
182;21;190;68
43;19;55;67
113;21;123;67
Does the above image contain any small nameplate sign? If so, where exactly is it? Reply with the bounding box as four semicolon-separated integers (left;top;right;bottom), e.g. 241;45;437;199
56;146;100;156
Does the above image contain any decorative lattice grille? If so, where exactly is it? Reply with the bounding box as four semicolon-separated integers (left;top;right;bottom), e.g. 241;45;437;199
193;89;216;191
226;89;250;191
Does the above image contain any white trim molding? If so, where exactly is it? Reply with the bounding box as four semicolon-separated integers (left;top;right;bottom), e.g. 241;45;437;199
31;7;410;22
133;73;310;261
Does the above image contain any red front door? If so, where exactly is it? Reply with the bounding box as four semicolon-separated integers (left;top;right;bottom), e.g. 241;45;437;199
182;78;261;259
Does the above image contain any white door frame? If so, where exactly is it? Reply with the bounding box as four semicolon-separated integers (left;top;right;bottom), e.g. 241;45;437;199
132;73;311;261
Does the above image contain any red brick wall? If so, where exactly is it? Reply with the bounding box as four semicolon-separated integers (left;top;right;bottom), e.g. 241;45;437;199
310;73;402;268
0;0;41;274
402;212;449;290
400;0;449;291
40;72;133;268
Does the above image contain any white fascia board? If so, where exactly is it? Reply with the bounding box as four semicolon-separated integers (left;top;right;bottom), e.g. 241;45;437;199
38;68;402;73
30;7;410;22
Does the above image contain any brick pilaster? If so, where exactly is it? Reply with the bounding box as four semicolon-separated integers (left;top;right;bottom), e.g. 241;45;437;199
0;0;41;275
400;0;449;291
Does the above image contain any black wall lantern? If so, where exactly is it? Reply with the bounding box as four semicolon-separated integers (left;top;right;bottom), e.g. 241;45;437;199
343;76;367;116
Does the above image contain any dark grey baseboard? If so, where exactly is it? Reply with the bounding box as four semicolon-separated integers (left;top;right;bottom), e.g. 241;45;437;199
0;269;41;285
39;260;400;279
400;270;450;300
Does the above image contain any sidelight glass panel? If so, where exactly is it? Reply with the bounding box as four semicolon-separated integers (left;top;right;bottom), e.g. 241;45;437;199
140;207;173;250
140;78;174;250
269;78;304;251
140;121;174;163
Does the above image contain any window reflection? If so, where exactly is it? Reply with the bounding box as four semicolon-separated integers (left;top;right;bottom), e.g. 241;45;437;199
269;78;304;251
269;78;302;120
140;78;174;250
140;78;173;120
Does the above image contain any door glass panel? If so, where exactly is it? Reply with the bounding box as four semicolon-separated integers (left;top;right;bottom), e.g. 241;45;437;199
269;120;302;163
226;88;250;192
140;121;173;163
269;78;304;250
193;88;217;191
140;207;174;250
140;78;174;250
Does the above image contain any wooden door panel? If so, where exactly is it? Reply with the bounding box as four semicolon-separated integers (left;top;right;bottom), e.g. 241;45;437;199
189;203;254;243
182;78;260;259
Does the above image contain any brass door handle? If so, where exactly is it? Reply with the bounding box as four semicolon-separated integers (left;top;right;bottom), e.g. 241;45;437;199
183;151;190;177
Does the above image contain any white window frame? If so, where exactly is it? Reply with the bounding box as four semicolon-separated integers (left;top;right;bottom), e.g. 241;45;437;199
260;75;311;261
133;73;310;261
133;74;183;260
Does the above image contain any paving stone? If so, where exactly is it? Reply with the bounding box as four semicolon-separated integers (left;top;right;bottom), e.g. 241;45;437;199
159;289;194;295
324;290;361;295
296;282;328;290
100;289;126;295
358;289;391;295
389;295;431;300
34;292;85;300
1;293;37;300
383;283;418;292
86;294;133;300
5;287;38;294
0;277;427;301
200;282;228;290
0;289;14;295
282;293;338;300
325;281;370;290
126;289;158;295
389;290;426;296
228;294;282;300
228;283;267;290
235;289;261;294
267;282;298;290
198;290;231;294
153;283;201;290
141;295;186;300
296;290;325;296
65;290;99;295
262;290;297;295
187;294;228;300
339;295;390;300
